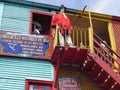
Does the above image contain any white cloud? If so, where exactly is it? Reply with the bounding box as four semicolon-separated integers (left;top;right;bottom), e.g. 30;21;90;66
26;0;120;16
92;0;113;13
90;0;120;16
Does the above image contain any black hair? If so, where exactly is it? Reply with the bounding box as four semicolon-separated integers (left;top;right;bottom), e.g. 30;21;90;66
59;5;66;11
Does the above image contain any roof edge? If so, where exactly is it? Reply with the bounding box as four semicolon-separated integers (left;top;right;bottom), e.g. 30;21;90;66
1;0;59;11
1;0;120;21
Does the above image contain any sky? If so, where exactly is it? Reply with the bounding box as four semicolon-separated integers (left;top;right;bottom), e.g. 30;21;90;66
27;0;120;16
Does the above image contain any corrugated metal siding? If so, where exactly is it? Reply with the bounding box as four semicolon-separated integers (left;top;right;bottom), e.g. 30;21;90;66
1;3;50;33
0;56;54;90
0;2;4;28
112;21;120;55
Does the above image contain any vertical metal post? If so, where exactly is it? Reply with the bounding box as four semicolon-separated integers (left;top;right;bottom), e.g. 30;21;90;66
77;29;79;47
84;30;86;47
83;5;94;52
73;27;75;45
54;25;58;48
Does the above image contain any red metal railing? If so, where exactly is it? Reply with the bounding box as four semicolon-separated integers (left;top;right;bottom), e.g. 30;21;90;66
93;33;120;73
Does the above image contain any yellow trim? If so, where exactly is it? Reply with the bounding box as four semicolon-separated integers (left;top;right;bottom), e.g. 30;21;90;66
53;25;58;48
88;16;111;22
73;28;75;45
108;21;119;70
66;10;111;18
66;11;112;22
89;27;94;52
77;30;79;46
67;13;111;22
84;30;86;47
87;6;94;52
108;21;116;52
80;30;82;43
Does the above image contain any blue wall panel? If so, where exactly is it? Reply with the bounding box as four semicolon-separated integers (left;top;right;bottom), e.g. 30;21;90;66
1;18;29;32
0;56;54;90
0;2;4;28
1;3;50;33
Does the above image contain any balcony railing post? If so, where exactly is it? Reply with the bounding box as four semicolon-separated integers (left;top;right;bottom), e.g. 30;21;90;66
89;27;94;52
54;25;58;48
83;5;94;52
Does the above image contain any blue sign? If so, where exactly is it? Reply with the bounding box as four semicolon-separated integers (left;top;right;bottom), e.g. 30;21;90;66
0;31;53;59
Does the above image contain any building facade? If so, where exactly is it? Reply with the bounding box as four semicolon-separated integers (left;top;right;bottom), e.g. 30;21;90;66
0;0;120;90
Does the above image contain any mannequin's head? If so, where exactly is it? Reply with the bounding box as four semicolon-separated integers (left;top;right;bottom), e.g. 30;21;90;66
59;5;66;14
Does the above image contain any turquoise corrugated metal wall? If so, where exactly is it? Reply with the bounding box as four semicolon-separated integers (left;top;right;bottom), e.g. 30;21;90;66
0;56;54;90
0;2;4;28
1;2;51;33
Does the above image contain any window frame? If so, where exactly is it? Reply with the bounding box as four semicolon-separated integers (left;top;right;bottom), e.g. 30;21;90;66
29;10;53;36
25;79;53;90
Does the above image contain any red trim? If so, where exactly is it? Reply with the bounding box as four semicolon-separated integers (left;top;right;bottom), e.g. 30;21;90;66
25;79;54;90
29;10;53;37
29;11;33;34
25;80;29;90
112;16;120;21
54;59;61;88
31;10;53;16
0;54;51;60
53;65;57;88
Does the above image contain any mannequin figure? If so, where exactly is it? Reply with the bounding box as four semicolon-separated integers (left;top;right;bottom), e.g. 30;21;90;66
32;21;42;34
51;5;73;47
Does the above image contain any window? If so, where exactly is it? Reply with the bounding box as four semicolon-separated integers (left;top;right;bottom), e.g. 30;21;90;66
30;10;53;35
26;79;53;90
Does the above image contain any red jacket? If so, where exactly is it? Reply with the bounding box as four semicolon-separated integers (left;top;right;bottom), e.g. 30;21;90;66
51;13;73;34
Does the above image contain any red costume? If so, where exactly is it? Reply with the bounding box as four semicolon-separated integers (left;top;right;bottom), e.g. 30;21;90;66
51;13;73;34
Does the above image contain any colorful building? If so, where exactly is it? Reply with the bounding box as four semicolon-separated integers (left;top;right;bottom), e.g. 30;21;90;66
0;0;120;90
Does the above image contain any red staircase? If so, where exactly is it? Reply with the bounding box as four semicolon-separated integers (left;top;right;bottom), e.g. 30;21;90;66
51;34;120;90
83;52;120;90
87;33;120;90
